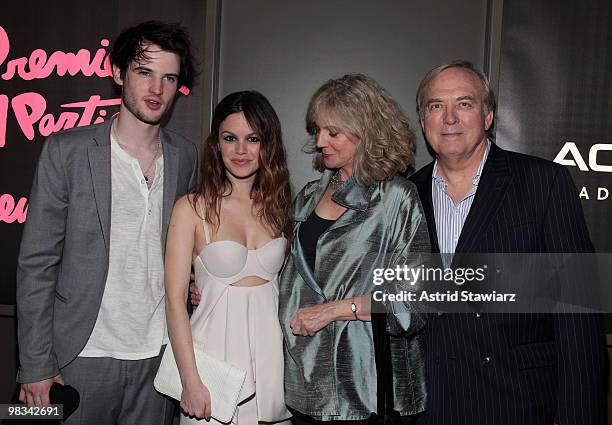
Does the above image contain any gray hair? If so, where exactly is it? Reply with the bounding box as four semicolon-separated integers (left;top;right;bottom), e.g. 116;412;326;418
416;60;496;126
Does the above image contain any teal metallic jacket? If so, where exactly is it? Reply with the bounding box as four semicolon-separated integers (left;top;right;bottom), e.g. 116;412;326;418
278;170;430;420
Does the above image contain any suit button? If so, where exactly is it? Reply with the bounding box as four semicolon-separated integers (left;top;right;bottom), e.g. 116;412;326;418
482;356;491;364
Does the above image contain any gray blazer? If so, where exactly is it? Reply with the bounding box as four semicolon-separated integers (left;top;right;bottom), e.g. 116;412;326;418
16;119;198;383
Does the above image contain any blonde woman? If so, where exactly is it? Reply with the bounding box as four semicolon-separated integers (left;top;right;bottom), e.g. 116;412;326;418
278;74;429;425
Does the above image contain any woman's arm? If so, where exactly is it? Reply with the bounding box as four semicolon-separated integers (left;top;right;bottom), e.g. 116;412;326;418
379;183;430;336
290;181;430;338
164;196;211;420
290;295;371;336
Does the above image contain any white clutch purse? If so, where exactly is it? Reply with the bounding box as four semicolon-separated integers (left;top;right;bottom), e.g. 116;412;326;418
154;343;247;423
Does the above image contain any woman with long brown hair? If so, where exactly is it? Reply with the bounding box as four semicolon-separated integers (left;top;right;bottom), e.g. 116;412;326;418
164;91;292;424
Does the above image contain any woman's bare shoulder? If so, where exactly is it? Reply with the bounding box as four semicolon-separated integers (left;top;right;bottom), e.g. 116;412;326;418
172;194;201;220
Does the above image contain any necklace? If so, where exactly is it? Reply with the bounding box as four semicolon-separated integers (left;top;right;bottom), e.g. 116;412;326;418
329;171;345;190
141;140;161;183
113;122;161;183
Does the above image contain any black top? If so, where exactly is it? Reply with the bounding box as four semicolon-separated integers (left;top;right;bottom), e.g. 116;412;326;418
299;211;334;276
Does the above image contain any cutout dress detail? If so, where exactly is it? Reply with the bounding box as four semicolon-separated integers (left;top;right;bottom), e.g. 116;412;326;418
183;218;290;425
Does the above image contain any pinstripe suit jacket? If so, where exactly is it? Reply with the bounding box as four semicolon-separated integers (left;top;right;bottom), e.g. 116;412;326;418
410;143;606;425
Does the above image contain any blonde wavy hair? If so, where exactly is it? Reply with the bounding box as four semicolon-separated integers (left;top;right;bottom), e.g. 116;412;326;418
305;73;415;186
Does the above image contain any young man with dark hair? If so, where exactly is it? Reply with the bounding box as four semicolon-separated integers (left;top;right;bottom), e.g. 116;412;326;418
16;21;198;425
109;20;195;91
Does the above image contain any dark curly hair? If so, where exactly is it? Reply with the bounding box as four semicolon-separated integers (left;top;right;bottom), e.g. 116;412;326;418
108;20;196;89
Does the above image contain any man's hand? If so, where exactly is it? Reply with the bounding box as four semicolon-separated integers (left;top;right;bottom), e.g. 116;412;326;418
19;374;64;406
190;282;201;308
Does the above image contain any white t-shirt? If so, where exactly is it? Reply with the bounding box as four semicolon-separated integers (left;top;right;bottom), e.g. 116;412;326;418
79;133;166;359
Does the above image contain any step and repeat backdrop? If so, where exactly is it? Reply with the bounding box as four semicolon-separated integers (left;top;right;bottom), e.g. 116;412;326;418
1;0;610;307
0;1;206;306
496;0;612;252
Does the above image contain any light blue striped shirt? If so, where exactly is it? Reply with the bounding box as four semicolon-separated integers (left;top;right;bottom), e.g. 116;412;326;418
432;140;491;260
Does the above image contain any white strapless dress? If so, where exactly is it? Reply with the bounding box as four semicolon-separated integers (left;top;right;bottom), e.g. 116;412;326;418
181;237;291;425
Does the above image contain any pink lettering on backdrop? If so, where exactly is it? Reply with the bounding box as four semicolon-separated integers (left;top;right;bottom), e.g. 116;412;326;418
0;25;190;147
0;94;7;147
0;27;8;71
62;97;122;126
0;194;28;224
11;92;45;140
0;25;120;147
1;26;117;224
0;25;189;91
11;93;121;140
1;25;190;224
0;27;112;81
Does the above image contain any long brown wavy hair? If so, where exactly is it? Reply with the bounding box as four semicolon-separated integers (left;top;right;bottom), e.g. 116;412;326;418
192;91;292;240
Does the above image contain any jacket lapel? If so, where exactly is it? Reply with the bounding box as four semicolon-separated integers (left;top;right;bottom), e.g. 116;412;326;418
161;130;179;253
454;143;511;253
291;225;328;301
410;162;440;253
291;171;375;300
291;172;331;300
88;121;113;250
88;121;180;254
294;175;328;223
327;178;373;233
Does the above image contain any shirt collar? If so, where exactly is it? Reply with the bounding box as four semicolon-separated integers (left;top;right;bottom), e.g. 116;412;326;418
432;139;491;188
110;128;137;163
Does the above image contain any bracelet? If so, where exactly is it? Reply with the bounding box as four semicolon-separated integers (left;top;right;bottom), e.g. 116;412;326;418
350;299;359;320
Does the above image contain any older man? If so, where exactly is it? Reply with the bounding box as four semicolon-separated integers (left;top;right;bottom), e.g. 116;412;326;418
410;60;606;425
